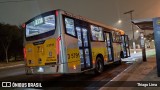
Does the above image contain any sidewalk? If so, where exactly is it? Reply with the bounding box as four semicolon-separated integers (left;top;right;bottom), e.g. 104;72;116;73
122;49;155;62
100;55;160;90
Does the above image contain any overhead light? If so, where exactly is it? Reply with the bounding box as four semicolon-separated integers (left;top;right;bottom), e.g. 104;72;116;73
118;19;122;24
136;30;139;33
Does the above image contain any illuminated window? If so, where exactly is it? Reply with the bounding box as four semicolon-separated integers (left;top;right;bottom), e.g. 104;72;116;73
112;31;121;42
117;32;121;42
26;15;55;38
112;31;116;42
91;25;104;41
65;18;75;36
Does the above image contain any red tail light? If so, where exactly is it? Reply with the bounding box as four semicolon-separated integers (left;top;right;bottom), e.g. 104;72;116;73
56;10;59;16
23;48;26;60
22;23;26;28
56;36;61;64
56;36;61;55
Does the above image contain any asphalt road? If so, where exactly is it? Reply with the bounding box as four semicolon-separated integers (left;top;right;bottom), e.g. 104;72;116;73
0;49;155;90
0;62;131;90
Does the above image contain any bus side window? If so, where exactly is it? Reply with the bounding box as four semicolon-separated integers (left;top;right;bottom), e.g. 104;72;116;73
116;32;120;42
118;32;122;42
64;17;76;36
90;25;104;41
112;31;116;42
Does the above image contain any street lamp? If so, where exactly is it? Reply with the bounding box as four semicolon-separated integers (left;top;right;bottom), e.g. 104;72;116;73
118;19;122;24
136;30;139;33
113;19;122;29
124;10;136;53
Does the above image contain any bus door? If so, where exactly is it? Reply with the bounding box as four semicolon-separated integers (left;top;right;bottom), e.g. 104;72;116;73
75;20;92;71
121;35;127;58
121;35;130;58
104;32;114;62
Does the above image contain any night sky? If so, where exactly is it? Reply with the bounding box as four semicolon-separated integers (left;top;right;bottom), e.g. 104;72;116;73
0;0;159;39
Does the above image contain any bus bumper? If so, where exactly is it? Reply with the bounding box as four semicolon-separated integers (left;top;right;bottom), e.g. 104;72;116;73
25;62;81;74
25;65;59;74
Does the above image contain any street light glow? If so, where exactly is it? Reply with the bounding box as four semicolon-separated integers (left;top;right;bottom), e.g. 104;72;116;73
118;19;122;24
136;30;139;33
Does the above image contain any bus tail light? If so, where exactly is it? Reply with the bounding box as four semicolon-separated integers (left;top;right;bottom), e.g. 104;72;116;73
56;36;61;63
22;23;26;28
56;36;61;55
23;48;26;60
56;10;59;16
56;36;61;72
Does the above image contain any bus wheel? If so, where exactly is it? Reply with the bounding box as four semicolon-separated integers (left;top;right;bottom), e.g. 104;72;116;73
115;59;122;65
94;57;104;74
120;51;124;58
118;59;122;65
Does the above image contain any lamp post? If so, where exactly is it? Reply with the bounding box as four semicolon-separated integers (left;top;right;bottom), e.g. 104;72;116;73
140;32;147;62
124;10;136;53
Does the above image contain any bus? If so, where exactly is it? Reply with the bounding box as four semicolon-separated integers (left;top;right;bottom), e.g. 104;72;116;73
23;9;127;74
117;30;130;58
121;35;130;58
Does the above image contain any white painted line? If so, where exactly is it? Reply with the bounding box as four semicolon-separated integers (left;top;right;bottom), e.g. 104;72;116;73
110;64;133;81
0;64;24;69
99;62;137;90
99;64;135;90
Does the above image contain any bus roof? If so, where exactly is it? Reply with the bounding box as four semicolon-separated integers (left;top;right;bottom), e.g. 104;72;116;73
24;9;125;33
116;29;125;35
58;9;123;32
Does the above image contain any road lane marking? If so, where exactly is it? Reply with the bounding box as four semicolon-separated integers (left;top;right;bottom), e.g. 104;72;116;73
110;63;133;81
99;64;134;90
0;64;24;70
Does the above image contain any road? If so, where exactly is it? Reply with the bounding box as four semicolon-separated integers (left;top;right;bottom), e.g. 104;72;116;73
0;62;131;90
0;49;155;90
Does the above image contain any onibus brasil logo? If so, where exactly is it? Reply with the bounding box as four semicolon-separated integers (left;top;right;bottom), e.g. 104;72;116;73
1;82;42;88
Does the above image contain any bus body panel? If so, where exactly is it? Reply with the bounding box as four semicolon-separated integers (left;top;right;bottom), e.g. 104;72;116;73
58;12;82;73
25;38;57;67
90;42;108;66
64;34;81;73
113;43;121;61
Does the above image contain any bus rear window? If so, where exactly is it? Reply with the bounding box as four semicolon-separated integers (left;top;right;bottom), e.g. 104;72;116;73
26;15;55;38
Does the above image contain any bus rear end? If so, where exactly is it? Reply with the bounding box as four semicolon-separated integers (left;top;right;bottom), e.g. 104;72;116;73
24;10;61;74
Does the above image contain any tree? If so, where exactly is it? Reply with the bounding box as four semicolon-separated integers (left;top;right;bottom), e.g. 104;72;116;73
145;33;154;41
10;25;24;61
0;23;21;63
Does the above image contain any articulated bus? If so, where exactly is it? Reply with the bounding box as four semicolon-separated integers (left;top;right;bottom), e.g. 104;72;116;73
23;9;128;74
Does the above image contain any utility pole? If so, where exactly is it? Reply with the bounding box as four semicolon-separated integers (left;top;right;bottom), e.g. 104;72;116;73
124;10;136;53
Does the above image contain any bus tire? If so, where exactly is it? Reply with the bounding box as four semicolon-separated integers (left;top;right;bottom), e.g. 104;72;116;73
94;57;104;74
120;51;124;58
115;59;122;65
118;59;122;65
